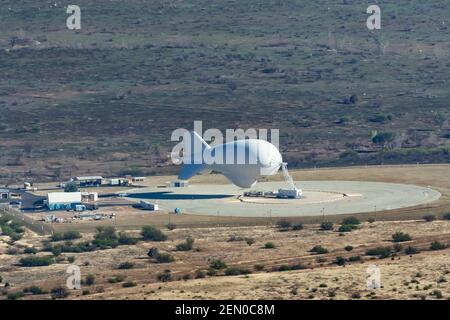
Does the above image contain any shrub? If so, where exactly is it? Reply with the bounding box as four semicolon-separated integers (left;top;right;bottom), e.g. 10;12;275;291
368;114;392;123
182;274;192;280
141;226;167;241
349;94;358;104
24;286;45;295
366;247;391;259
430;241;446;251
277;265;291;272
372;132;395;145
290;264;306;270
50;233;64;242
342;217;360;226
431;290;443;299
224;268;252;276
264;242;275;249
63;231;81;240
210;259;227;270
64;182;78;192
23;247;38;254
10;233;23;242
7;247;19;255
309;245;328;254
195;270;206;279
335;256;346;266
351;292;361;299
344;245;354;252
93;226;119;248
20;256;54;267
117;262;134;269
207;268;217;276
157;269;172;282
254;264;265;271
51;286;69;299
166;223;176;231
392;232;412;243
292;223;303;231
275;264;306;272
320;222;333;231
245;238;255;246
67;256;76;263
85;274;95;286
228;235;244;242
404;246;420;255
156;253;175;263
118;232;139;245
51;246;62;256
368;218;375;223
348;255;361;262
7;292;24;300
338;225;354;233
147;247;159;258
443;213;450;220
276;219;291;231
423;215;436;222
175;236;194;251
108;275;126;283
122;281;137;288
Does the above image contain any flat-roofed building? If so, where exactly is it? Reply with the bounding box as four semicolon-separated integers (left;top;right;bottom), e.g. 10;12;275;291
47;192;82;211
72;176;103;187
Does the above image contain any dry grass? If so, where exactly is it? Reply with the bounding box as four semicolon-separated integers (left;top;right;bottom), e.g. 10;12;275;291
1;218;450;300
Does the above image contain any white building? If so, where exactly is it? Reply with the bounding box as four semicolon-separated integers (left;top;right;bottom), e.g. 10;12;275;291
47;192;82;210
81;192;98;202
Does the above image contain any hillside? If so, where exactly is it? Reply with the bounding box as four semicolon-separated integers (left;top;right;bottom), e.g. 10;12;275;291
0;0;449;183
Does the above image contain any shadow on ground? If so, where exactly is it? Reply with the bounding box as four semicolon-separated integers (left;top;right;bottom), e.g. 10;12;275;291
127;192;233;200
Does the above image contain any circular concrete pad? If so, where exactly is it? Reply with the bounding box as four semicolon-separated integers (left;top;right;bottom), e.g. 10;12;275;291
127;181;441;217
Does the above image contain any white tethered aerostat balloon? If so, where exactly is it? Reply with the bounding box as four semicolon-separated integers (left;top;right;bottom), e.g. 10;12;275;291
178;131;283;188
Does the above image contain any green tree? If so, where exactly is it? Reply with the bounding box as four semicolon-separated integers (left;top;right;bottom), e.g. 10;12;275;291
141;226;167;241
392;232;411;243
85;274;95;286
320;222;334;231
264;242;275;249
51;286;69;299
93;226;119;248
64;182;78;192
210;259;227;270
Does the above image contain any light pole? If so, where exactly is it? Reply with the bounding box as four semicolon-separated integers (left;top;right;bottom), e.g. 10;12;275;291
216;210;219;227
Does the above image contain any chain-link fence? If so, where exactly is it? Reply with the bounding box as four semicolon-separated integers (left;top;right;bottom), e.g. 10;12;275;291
0;204;51;235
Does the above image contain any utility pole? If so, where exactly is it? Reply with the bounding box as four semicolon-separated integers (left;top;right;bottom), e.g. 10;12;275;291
216;210;219;227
